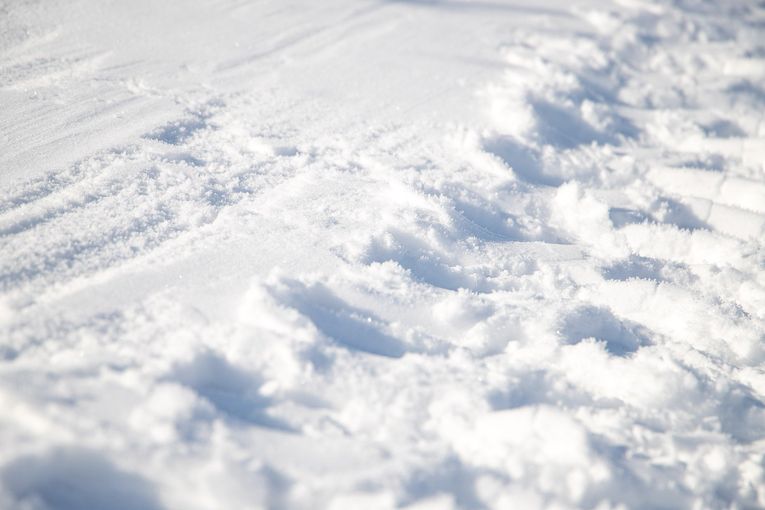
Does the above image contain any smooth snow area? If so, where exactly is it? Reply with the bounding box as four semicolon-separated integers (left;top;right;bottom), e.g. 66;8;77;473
2;0;765;508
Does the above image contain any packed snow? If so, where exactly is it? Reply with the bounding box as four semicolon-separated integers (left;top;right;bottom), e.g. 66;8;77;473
1;0;765;508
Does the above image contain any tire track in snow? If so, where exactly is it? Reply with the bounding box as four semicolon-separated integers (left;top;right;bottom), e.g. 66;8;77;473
0;97;306;297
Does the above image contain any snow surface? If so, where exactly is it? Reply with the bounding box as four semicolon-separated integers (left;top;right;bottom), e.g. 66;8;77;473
1;0;765;508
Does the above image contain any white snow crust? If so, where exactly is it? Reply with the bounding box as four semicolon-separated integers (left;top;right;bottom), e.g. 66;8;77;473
1;0;765;508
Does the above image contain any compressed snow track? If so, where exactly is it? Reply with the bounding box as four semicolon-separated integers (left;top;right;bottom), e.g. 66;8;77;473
1;0;765;509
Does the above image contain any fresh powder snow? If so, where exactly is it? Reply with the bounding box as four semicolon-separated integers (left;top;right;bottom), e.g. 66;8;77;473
1;0;765;509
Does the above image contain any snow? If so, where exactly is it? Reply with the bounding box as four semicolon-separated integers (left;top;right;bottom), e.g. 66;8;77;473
1;0;764;508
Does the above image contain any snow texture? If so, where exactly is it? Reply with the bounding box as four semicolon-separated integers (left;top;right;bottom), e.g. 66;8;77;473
1;0;765;508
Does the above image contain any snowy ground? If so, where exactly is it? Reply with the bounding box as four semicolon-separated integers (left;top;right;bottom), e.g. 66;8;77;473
1;0;765;508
